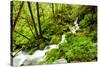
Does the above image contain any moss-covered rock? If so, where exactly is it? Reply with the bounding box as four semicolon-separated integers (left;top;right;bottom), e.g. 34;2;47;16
39;43;46;50
28;48;36;55
45;49;60;64
50;35;60;44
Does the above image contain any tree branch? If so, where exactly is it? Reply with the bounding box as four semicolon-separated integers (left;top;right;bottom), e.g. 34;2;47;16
14;31;30;40
52;3;54;17
26;17;36;38
13;1;24;31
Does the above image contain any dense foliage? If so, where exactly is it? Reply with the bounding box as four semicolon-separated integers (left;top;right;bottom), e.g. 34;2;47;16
11;1;97;63
45;34;97;63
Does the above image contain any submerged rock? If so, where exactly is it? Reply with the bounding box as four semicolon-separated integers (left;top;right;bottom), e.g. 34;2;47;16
53;58;67;64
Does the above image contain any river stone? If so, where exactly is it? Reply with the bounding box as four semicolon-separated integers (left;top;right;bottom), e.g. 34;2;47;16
53;58;67;64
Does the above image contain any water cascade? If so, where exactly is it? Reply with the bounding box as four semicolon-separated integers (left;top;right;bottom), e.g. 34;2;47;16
13;34;66;66
59;34;67;44
71;17;79;34
13;45;59;66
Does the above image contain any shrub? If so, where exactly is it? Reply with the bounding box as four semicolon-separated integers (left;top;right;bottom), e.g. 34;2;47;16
65;34;97;62
45;49;60;64
45;34;97;63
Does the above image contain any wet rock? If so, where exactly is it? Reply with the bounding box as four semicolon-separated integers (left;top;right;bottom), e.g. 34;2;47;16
53;58;67;64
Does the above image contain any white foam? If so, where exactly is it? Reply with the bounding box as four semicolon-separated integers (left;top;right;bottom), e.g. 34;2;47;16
59;34;67;45
72;17;79;34
13;34;67;66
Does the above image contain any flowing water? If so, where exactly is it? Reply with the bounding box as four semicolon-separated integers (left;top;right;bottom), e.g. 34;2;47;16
13;34;67;66
13;44;59;66
72;17;79;34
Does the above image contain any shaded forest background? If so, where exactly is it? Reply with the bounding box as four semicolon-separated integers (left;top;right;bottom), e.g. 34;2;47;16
11;1;97;63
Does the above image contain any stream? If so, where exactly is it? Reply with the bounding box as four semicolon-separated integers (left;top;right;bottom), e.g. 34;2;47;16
13;18;79;66
13;34;67;66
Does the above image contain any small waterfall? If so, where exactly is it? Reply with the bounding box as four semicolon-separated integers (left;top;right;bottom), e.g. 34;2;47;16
44;44;59;51
13;34;66;66
21;50;47;65
13;45;59;66
13;51;30;66
71;17;79;34
59;34;67;45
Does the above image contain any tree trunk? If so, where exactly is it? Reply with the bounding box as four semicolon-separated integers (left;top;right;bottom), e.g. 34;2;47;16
27;2;39;38
13;1;24;31
52;3;54;17
36;2;42;38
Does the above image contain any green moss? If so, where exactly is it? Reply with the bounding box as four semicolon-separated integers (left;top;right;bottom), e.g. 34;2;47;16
12;2;97;63
28;48;36;55
65;35;97;62
45;34;97;63
39;43;46;50
45;49;60;64
50;35;60;44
